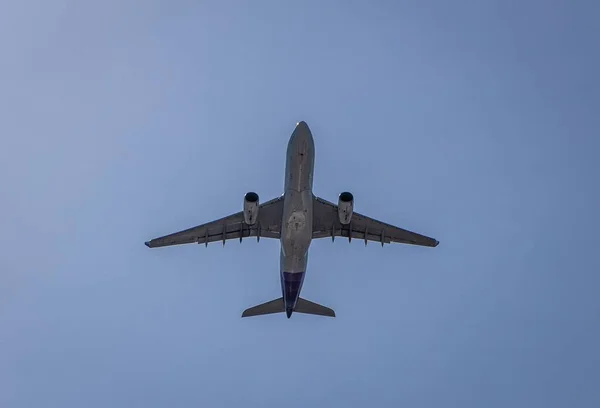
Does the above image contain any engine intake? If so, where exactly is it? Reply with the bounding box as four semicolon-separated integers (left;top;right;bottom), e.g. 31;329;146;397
244;192;259;225
338;191;354;224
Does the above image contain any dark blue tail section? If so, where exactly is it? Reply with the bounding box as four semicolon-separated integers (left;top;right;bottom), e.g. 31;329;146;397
242;271;334;318
282;272;305;318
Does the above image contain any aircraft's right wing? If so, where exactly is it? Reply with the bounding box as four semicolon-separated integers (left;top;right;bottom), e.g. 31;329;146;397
312;196;439;247
144;196;284;248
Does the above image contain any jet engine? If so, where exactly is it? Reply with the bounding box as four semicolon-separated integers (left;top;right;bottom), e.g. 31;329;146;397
338;192;354;225
244;192;259;225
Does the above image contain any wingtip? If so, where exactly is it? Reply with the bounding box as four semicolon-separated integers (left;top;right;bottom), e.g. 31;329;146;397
144;241;151;248
434;240;440;247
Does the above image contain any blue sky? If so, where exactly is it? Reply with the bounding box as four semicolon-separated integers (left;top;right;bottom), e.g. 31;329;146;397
2;1;599;407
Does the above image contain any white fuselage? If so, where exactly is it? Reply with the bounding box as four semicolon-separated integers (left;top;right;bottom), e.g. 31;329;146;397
279;121;315;316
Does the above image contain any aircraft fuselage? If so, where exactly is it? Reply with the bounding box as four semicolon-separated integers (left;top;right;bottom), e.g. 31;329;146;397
143;120;439;318
280;122;315;318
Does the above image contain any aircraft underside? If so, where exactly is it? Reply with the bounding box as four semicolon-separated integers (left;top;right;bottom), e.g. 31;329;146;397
144;121;439;318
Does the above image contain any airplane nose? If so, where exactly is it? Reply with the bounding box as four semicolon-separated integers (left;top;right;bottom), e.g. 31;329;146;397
287;121;314;158
295;121;309;131
291;121;314;144
294;120;312;134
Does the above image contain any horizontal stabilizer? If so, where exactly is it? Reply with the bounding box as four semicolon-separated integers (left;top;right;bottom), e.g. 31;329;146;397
295;298;335;317
242;297;285;317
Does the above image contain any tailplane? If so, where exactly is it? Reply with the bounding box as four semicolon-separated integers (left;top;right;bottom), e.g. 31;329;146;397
295;298;335;317
241;297;335;318
242;297;285;317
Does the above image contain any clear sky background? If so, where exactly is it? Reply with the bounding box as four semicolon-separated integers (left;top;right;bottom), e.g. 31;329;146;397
2;1;599;407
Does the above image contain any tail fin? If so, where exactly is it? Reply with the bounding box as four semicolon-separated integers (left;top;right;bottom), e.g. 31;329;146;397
295;298;335;317
242;297;285;317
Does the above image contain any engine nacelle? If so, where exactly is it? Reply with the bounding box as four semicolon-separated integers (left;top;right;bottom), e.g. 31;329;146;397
244;192;259;225
338;191;354;225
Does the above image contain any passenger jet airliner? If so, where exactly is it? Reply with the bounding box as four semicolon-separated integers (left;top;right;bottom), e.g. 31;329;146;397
144;121;439;318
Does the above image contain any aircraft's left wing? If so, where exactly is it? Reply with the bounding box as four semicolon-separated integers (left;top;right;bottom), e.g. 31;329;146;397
312;196;439;247
144;196;284;248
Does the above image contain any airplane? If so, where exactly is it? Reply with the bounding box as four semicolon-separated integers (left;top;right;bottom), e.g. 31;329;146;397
144;121;439;319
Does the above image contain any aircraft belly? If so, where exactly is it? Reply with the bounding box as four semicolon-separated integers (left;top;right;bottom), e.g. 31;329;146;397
279;121;315;314
280;189;313;272
279;188;312;312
